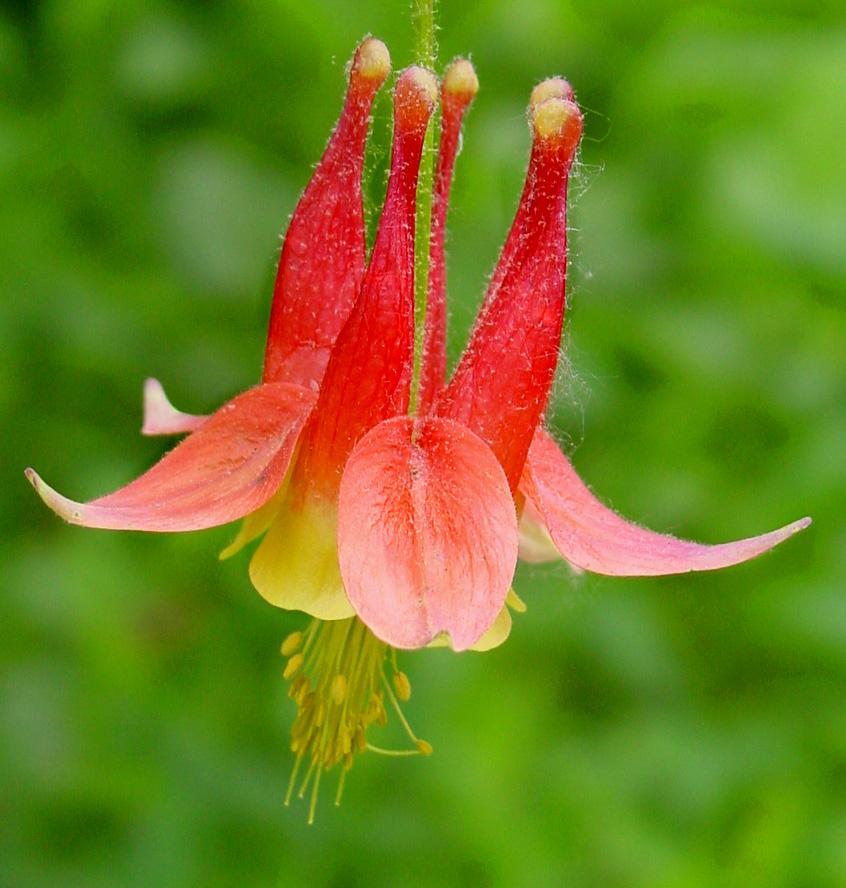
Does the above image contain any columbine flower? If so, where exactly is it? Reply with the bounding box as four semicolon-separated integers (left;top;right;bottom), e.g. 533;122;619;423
27;37;810;820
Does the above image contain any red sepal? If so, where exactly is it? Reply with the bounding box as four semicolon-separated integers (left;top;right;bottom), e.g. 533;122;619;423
418;60;478;415
297;67;437;499
437;97;582;490
262;38;390;388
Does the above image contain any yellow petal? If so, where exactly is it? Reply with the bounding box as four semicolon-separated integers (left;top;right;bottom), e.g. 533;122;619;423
469;605;512;651
249;498;354;620
506;587;528;613
517;503;562;563
219;483;289;560
426;603;513;652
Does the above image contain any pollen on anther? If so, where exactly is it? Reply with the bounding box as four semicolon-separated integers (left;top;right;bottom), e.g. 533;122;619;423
281;631;303;657
393;670;412;702
283;652;304;680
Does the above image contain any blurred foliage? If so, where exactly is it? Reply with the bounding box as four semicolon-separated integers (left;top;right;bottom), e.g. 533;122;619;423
2;1;845;886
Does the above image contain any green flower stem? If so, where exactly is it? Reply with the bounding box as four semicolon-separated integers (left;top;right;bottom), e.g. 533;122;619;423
410;0;438;415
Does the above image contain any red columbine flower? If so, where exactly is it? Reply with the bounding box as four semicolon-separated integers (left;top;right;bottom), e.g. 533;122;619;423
26;38;810;819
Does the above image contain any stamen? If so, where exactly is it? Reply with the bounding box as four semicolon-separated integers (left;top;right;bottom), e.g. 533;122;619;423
382;670;430;749
308;765;322;825
393;670;412;702
284;751;304;807
283;652;304;679
280;630;303;657
366;744;424;757
334;766;349;807
331;673;347;704
282;618;430;822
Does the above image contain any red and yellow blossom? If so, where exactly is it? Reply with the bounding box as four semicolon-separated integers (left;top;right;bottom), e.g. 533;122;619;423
26;36;810;819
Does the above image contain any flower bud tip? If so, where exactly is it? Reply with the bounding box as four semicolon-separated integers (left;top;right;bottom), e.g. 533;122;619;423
402;65;439;107
530;77;574;108
394;66;439;127
443;58;478;100
352;37;391;83
532;96;580;142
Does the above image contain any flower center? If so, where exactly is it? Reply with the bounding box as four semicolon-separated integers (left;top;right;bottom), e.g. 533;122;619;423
281;617;431;822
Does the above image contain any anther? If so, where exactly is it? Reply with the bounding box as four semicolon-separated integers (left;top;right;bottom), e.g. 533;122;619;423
393;670;412;702
283;652;304;680
331;674;347;705
416;740;433;756
280;631;303;657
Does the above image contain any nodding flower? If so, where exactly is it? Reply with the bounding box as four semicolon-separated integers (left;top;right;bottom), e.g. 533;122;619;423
26;37;810;821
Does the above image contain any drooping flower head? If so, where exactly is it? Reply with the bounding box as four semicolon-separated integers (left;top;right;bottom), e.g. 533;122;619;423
26;36;810;821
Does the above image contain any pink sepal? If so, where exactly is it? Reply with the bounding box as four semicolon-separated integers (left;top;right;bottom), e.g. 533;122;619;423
141;378;207;436
520;429;811;576
26;383;316;532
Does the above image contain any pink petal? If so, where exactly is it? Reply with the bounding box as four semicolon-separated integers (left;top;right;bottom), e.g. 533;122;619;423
520;429;811;576
26;383;316;531
141;378;207;436
337;416;518;651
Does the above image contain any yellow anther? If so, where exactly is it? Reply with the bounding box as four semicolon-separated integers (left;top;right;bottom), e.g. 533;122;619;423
283;652;304;680
532;96;575;141
280;631;303;657
416;739;433;756
443;58;478;99
355;728;367;752
331;674;347;705
353;37;391;83
393;670;412;702
288;675;308;701
530;77;572;108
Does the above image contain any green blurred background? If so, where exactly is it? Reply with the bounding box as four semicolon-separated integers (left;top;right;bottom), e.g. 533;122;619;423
3;0;844;885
